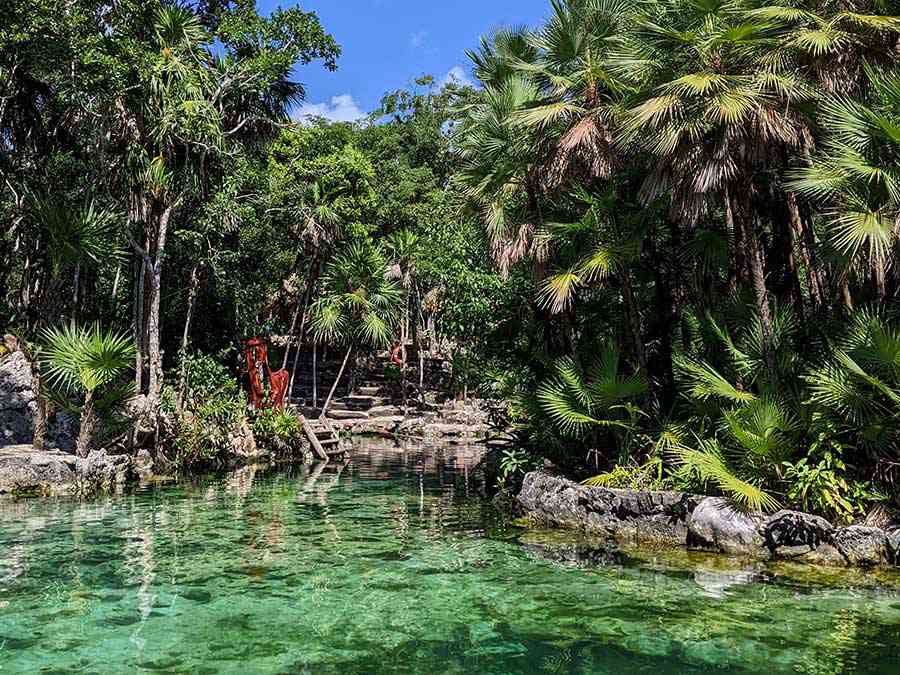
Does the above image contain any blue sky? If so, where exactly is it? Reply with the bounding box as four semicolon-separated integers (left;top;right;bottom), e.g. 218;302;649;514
260;1;550;122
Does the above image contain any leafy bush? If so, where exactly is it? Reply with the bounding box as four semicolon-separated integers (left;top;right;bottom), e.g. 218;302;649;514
167;351;246;466
783;419;884;525
38;322;136;456
497;448;542;491
252;408;304;449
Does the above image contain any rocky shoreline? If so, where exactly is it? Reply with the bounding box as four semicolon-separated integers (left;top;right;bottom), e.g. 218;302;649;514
517;472;900;569
0;444;143;496
1;340;494;498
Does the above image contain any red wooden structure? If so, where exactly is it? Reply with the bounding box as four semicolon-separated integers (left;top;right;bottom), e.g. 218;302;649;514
243;337;289;410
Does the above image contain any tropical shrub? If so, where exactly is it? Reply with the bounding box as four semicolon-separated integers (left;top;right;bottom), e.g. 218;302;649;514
167;352;246;467
252;408;306;456
38;323;136;457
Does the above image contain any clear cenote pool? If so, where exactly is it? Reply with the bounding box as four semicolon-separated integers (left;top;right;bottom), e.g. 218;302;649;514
1;439;899;674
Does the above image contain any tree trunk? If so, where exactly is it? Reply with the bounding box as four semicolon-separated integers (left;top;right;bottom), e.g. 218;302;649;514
176;263;201;411
146;205;173;414
841;274;854;311
620;267;647;371
31;364;46;451
281;303;302;370
287;254;322;394
321;346;352;416
76;390;96;458
312;341;318;409
134;255;146;395
787;192;823;309
72;263;80;319
731;188;777;382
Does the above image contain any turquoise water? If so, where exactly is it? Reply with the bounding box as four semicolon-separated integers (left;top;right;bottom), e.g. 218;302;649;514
1;440;899;674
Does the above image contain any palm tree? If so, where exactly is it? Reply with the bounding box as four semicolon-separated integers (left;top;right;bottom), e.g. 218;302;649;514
310;242;403;415
30;196;124;319
514;0;636;188
38;323;136;457
536;187;648;368
537;340;647;467
281;179;346;391
611;0;816;379
455;69;544;274
789;64;900;304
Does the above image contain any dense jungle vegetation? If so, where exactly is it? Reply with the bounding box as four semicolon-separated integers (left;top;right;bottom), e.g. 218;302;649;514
2;0;900;522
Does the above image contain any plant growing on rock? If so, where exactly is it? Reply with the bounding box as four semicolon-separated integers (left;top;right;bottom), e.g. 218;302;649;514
38;323;136;457
166;351;247;467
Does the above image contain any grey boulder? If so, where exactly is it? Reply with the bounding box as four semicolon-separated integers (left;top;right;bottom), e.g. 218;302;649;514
0;351;37;445
764;510;842;565
687;497;766;557
0;445;76;495
517;471;701;546
833;526;889;567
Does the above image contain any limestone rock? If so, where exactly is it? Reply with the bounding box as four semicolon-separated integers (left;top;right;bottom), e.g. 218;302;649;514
834;526;888;567
687;497;766;557
0;445;76;495
517;471;701;546
46;410;77;454
228;419;261;459
75;449;132;494
763;510;842;565
887;530;900;566
134;448;154;479
0;351;38;445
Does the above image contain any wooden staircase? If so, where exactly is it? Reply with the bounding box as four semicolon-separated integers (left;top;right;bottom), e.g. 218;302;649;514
299;414;347;461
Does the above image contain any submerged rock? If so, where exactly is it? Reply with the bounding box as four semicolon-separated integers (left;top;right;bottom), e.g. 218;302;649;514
687;497;766;557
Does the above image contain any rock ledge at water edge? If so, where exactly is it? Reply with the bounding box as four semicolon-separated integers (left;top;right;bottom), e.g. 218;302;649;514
516;471;899;569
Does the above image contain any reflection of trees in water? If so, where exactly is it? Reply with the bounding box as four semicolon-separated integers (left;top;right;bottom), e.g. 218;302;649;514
122;507;156;659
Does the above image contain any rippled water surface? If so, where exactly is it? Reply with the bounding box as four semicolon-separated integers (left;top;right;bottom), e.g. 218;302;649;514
2;439;900;674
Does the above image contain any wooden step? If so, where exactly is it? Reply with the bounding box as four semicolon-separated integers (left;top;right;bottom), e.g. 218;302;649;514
327;410;370;420
299;413;345;461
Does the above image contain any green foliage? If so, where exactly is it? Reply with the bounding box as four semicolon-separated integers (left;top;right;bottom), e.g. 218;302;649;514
311;242;403;349
252;408;303;446
38;323;135;398
170;352;246;466
537;341;646;441
497;448;542;490
783;419;884;525
583;458;671;491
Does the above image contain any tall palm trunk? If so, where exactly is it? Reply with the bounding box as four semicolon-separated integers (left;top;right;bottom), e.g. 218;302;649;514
176;262;201;410
287;253;322;396
321;346;352;416
147;205;173;414
786;192;824;309
731;186;777;382
76;390;96;458
620;267;646;372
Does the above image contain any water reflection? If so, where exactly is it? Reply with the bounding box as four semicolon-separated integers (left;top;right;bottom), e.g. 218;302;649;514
1;442;899;674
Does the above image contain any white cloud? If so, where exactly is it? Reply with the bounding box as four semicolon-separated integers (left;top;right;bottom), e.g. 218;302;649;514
439;65;474;89
293;94;366;124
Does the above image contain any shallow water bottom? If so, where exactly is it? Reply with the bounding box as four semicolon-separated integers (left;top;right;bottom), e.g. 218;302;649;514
1;438;899;674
